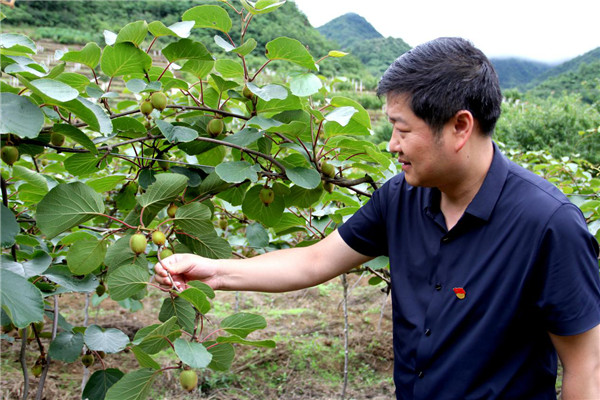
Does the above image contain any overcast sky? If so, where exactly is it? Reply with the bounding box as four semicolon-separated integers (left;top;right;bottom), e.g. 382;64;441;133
292;0;600;64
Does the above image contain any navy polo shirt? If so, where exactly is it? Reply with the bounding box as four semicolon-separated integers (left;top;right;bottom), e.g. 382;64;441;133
338;143;600;399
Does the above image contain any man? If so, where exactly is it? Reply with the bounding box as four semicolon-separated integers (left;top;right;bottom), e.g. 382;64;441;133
155;37;600;399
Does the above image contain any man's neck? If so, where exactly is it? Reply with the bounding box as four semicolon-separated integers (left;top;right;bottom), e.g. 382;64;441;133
439;140;494;230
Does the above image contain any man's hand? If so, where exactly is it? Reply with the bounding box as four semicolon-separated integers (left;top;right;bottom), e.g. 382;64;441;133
154;253;219;290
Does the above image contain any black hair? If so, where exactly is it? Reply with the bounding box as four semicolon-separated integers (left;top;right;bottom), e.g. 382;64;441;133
377;37;502;136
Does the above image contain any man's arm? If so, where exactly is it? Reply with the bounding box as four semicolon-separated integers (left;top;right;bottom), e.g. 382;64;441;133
549;323;600;400
154;229;373;292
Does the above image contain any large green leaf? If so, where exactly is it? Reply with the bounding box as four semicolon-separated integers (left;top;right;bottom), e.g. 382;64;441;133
173;202;213;237
174;338;212;369
0;92;44;138
87;175;126;193
136;173;188;209
29;78;79;102
148;20;194;38
216;335;276;348
131;346;161;370
0;268;44;328
161;38;212;64
0;251;51;278
182;5;232;32
116;20;148;46
48;331;84;362
137;316;181;355
60;96;113;135
66;238;107;275
104;368;158;400
100;42;152;78
176;231;232;260
106;264;150;301
241;185;284;227
290;72;322;97
285;166;321;189
36;182;104;239
63;153;105;176
84;324;130;353
246;222;269;248
178;287;210;314
82;368;124;400
155;119;198;143
206;341;234;371
265;37;317;70
12;165;48;192
43;265;99;293
239;0;286;14
57;42;102;69
158;296;195;333
215;161;260;184
246;82;287;101
220;313;267;338
1;204;19;248
0;33;36;55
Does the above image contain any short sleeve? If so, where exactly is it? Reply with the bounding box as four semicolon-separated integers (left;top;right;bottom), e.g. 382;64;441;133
536;203;600;336
338;183;390;258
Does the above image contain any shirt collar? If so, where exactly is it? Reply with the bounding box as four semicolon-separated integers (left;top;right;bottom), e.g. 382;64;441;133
425;142;508;222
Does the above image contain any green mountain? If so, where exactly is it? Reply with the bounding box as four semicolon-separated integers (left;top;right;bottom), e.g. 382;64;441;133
490;58;552;89
317;13;382;49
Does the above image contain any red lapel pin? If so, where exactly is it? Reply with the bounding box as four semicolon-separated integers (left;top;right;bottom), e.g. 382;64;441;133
453;287;466;300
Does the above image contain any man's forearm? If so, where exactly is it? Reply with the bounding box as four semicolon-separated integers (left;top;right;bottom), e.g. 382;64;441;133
560;365;600;400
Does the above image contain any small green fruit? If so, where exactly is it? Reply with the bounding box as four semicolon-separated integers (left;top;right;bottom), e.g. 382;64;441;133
218;217;228;230
259;187;275;206
242;85;255;100
179;369;198;392
31;363;43;377
159;248;173;259
152;230;166;246
321;161;336;178
140;99;154;116
50;132;65;146
95;282;106;296
97;351;106;359
33;321;44;334
157;154;170;171
150;91;167;111
323;181;334;193
81;354;94;368
167;203;178;218
207;118;224;137
129;233;147;255
1;146;19;166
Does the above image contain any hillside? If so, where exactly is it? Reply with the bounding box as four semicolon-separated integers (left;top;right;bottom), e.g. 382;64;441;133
490;58;552;89
317;13;382;49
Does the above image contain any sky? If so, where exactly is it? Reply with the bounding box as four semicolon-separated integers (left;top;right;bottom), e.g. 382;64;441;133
292;0;600;64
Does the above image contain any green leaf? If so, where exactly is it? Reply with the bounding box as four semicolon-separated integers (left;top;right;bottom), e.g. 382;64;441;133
137;316;181;354
131;346;161;370
246;222;269;248
174;338;213;368
104;237;147;271
155;119;198;144
216;335;276;348
328;50;348;57
161;38;212;64
116;20;148;46
29;78;78;102
214;36;257;56
182;5;232;32
1;251;51;278
325;106;357;126
290;73;322;97
241;185;284;227
220;312;267;338
187;280;215;299
173;202;213;236
48;331;84;362
36;182;104;239
60;96;113;135
148;20;194;38
57;42;102;69
206;342;234;371
285;166;321;189
100;42;152;78
285;184;324;208
104;368;158;400
239;0;286;15
136;173;188;209
215;161;259;184
64;152;105;176
66;238;107;275
0;268;44;328
52;124;98;154
180;59;214;79
43;265;99;293
177;231;232;260
246;82;287;101
107;264;150;301
87;175;126;192
215;59;244;78
1;204;19;248
84;324;130;353
11;165;48;192
82;368;124;400
178;287;210;314
265;37;317;70
158;297;195;333
0;92;44;138
0;33;36;54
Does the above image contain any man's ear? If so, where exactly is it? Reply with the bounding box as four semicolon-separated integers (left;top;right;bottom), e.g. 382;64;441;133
452;110;474;152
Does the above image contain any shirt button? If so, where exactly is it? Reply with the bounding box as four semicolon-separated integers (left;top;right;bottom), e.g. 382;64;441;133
424;328;432;336
441;237;449;243
435;283;442;291
418;371;425;379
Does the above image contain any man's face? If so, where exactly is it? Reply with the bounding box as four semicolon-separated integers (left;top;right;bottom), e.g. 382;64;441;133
386;93;453;188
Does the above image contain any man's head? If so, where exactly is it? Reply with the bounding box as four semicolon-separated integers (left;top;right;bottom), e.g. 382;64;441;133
377;37;502;136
